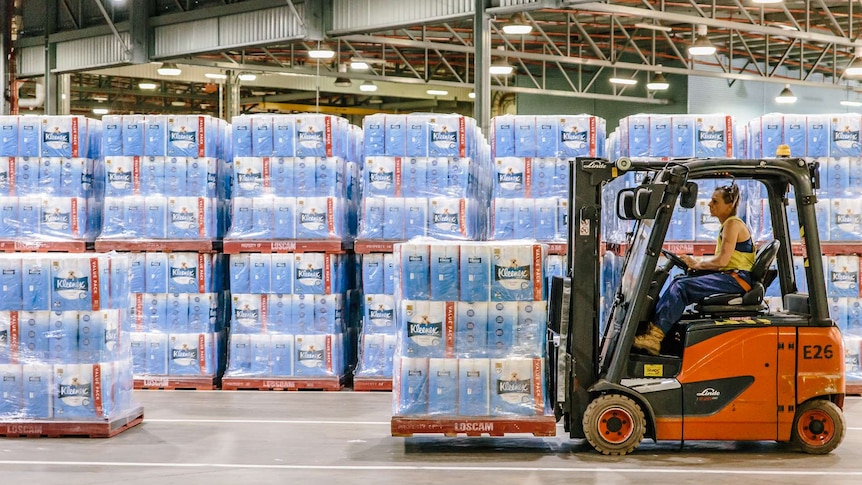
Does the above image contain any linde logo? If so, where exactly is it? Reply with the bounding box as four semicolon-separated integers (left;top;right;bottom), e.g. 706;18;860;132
696;387;720;401
836;214;862;225
171;211;196;223
108;171;132;184
369;171;394;183
581;160;607;169
58;383;90;399
497;172;523;184
832;272;857;283
698;130;724;142
431;129;457;143
300;211;326;224
54;275;88;291
561;130;588;143
834;130;859;142
433;212;459;225
298;349;324;361
169;130;196;143
497;378;530;394
44;130;70;144
297;268;323;280
495;264;530;281
408;321;442;337
171;267;197;279
43;211;70;225
172;348;198;359
369;309;394;321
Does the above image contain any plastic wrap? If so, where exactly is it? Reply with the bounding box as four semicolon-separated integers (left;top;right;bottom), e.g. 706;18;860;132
617;114;737;160
98;114;229;241
0;252;138;421
391;240;551;417
225;252;349;379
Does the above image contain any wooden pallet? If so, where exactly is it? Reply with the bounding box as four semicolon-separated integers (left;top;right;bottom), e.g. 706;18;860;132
222;239;349;254
353;376;393;391
846;382;862;395
0;406;144;438
95;239;221;253
134;376;218;390
391;415;557;438
0;240;91;253
221;376;344;391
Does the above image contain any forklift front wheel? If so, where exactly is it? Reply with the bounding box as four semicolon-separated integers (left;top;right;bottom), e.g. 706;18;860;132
583;394;646;456
791;399;845;454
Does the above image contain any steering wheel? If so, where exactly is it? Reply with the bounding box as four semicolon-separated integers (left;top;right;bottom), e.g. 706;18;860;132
661;249;689;271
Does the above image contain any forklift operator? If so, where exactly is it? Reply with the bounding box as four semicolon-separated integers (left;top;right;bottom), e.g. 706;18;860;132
633;183;756;356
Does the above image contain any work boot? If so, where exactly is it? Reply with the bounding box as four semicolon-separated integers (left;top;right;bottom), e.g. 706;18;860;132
632;322;664;356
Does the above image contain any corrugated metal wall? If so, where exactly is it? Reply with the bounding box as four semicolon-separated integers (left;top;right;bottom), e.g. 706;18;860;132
493;0;544;7
331;0;474;34
56;33;131;72
17;46;45;77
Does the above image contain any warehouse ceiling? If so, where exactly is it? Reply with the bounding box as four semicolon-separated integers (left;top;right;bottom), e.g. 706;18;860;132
10;0;862;119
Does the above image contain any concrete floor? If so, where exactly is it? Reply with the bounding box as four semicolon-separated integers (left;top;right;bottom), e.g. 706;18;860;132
0;392;861;485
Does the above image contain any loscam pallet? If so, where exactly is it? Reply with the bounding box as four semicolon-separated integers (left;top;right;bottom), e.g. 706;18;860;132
134;376;219;390
391;415;557;438
221;376;344;391
352;377;393;392
0;406;144;438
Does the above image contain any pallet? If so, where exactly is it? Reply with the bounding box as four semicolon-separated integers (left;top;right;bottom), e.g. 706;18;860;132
223;239;350;254
846;382;862;395
353;376;393;391
391;415;557;438
95;239;221;253
221;376;344;391
354;240;568;255
0;240;91;253
0;406;144;438
134;376;219;390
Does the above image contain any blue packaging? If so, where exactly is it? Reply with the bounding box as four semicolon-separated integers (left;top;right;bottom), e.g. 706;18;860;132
165;293;189;334
316;157;342;197
363;115;386;157
401;157;426;198
492;198;515;240
671;115;695;158
456;301;488;357
168;333;211;376
406;115;428;157
164;156;187;195
0;157;13;197
0;117;18;157
850;158;862;191
128;253;147;293
384;253;396;295
229;254;251;294
401;244;430;300
187;293;215;333
291;294;313;334
828;255;860;298
382;197;404;240
695;115;734;158
294;334;334;377
397;357;428;415
185;157;209;197
45;311;77;362
168;197;207;239
17;311;46;361
431;115;467;158
144;196;168;239
487;301;517;357
428;358;458;415
167;116;203;158
514;117;537;157
231;293;264;334
364;294;396;334
426;157;449;196
37;157;61;195
650;115;672;158
228;334;252;374
515;301;547;357
365;156;397;198
695;198;721;241
536;116;558;157
39;196;84;239
140;156;165;195
249;253;272;294
530;158;554;198
447;157;470;198
123;115;146;156
492;115;516;158
623;115;651;158
828;297;849;331
784;114;807;158
168;253;204;294
494;158;526;199
59;158;86;198
146;116;167;156
41;116;85;158
761;114;785;159
513;198;535;240
457;358;489;416
50;258;93;312
142;293;167;332
490;245;540;302
359;333;386;376
22;258;50;311
230;197;254;237
313;294;343;334
145;252;168;294
385;115;407;156
270;157;294;197
808;115;830;158
130;332;147;375
144;332;169;375
362;254;385;295
430;244;460;301
252;116;273;157
77;311;105;363
0;364;22;416
0;259;21;312
101;115;123;157
831;115;862;158
273;117;296;157
231;116;253;157
271;253;294;295
534;198;557;241
296;115;334;158
490;358;544;416
248;334;271;376
15;157;38;196
404;197;428;240
670;205;696;241
270;334;294;376
830;198;861;241
294;253;332;295
558;116;598;158
295;197;334;239
17;196;39;237
360;197;384;239
428;197;467;239
293;157;315;196
460;244;491;302
22;363;53;419
17;118;40;158
266;293;291;334
403;301;452;358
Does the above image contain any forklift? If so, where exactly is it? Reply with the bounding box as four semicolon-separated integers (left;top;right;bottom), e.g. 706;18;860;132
548;155;846;455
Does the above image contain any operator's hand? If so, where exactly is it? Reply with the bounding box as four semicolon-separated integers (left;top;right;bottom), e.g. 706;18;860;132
680;254;698;269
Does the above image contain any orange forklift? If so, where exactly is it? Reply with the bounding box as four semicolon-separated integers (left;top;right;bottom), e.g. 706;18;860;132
548;156;845;455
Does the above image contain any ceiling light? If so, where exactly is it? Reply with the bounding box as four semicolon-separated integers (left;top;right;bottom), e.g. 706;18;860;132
157;62;181;76
308;43;335;59
468;92;476;99
238;73;257;81
775;84;797;104
139;82;157;90
427;89;448;96
359;80;378;92
205;73;227;80
350;60;370;70
646;72;669;90
92;95;109;102
688;26;717;56
634;22;673;33
92;108;109;115
847;47;862;77
334;77;352;87
751;0;783;4
502;12;533;35
841;100;862;107
489;46;514;75
609;77;637;86
171;100;186;107
368;96;383;104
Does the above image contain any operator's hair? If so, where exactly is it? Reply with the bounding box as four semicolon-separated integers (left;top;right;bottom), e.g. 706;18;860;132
715;183;741;216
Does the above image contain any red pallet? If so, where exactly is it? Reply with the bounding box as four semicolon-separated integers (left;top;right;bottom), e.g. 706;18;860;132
221;376;344;391
0;240;90;253
223;239;349;254
134;376;218;390
0;406;144;438
95;239;220;253
391;415;557;438
846;382;862;395
353;377;393;391
354;240;400;254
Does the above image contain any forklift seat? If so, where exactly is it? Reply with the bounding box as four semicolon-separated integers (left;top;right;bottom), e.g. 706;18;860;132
694;239;780;316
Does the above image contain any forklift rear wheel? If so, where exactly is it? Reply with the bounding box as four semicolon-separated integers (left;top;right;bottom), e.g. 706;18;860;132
791;400;845;454
583;394;646;455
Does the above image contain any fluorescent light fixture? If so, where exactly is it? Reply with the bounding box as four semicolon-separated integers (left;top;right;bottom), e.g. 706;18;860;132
427;89;448;96
688;26;716;56
238;73;257;81
139;82;157;90
157;62;181;76
634;22;673;33
359;80;378;92
609;77;637;86
468;92;476;99
92;95;109;102
368;96;383;104
171;100;186;107
92;108;109;115
751;0;782;4
489;59;514;75
841;100;862;107
334;77;352;87
308;44;335;59
646;72;669;90
350;60;370;70
775;84;797;104
205;73;227;80
502;12;533;35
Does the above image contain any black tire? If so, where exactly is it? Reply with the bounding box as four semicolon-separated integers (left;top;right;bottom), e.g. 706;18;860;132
582;394;646;456
791;399;845;454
